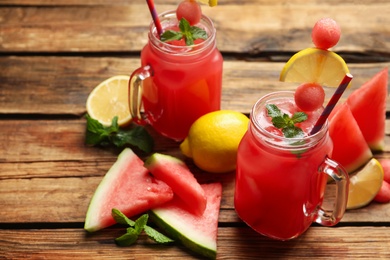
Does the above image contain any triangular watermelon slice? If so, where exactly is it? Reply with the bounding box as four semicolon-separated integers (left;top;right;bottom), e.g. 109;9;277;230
150;183;222;259
347;68;388;151
145;153;207;216
329;103;373;173
84;148;174;232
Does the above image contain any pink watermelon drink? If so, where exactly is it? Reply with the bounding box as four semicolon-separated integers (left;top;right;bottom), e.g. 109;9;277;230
234;91;349;240
129;10;223;141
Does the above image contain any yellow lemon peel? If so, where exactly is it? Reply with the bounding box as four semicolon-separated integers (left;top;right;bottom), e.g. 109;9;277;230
180;110;249;173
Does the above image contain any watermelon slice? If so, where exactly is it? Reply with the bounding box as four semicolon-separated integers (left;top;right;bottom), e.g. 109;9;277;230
329;103;373;173
144;153;207;216
347;68;388;151
150;183;222;259
84;148;174;232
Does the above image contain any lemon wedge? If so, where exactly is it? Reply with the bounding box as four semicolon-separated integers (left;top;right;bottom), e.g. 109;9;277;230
347;158;384;210
280;47;350;88
198;0;218;7
86;75;131;127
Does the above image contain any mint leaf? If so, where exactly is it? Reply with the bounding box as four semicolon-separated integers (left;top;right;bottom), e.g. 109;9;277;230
134;214;148;234
112;208;135;226
266;104;283;118
85;114;118;146
111;208;174;245
291;112;308;124
112;126;154;153
85;115;154;153
282;126;305;138
271;116;287;129
266;104;308;138
161;18;207;46
115;228;139;246
160;30;183;42
179;18;197;46
144;225;174;243
191;26;207;41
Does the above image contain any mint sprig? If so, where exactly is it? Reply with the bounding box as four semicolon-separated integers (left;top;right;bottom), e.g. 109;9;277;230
161;18;207;46
112;208;174;245
266;104;308;138
85;114;154;153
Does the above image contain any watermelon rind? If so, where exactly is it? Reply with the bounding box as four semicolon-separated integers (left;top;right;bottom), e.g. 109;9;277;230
84;149;137;232
150;183;222;260
84;148;173;232
150;210;217;259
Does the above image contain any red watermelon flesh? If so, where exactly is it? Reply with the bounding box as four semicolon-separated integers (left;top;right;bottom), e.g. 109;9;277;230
145;153;207;216
329;103;373;173
84;148;174;232
150;183;222;259
347;68;388;151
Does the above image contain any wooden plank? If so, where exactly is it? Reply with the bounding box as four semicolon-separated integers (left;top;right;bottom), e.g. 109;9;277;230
0;227;390;259
1;57;389;115
1;4;389;55
0;119;182;163
0;160;389;224
2;0;390;6
0;116;389;224
2;0;389;6
2;118;390;162
0;175;234;223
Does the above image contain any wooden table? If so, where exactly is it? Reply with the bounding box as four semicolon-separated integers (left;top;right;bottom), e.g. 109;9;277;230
1;0;390;259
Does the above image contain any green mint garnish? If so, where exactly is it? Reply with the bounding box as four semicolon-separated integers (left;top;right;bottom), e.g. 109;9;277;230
161;18;207;46
112;208;174;245
266;104;308;138
85;114;154;153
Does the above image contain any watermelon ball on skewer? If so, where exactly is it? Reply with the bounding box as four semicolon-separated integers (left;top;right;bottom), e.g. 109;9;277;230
294;82;325;112
312;18;341;50
176;0;202;25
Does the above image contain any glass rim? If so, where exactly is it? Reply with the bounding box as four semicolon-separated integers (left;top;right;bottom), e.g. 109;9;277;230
148;10;217;56
250;91;328;149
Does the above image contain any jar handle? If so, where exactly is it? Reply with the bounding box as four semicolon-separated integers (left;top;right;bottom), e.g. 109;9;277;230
128;65;153;125
315;156;349;226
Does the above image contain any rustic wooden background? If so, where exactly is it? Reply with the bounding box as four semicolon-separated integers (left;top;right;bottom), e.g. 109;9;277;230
1;0;390;259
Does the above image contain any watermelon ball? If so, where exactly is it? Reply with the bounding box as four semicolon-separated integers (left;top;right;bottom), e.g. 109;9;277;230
311;18;341;50
374;181;390;203
176;0;202;26
294;82;325;112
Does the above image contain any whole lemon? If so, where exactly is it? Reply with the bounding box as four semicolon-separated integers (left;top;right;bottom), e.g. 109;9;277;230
180;110;249;173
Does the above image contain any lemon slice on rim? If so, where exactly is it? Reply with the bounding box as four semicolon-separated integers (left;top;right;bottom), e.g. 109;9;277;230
86;75;131;127
347;158;384;210
198;0;218;7
280;47;350;88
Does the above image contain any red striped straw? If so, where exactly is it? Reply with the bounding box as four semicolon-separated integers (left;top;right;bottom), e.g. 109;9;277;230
146;0;163;37
309;73;353;135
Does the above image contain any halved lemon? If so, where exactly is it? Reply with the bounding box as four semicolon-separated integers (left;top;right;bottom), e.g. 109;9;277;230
347;158;384;210
86;75;131;127
280;47;350;88
198;0;218;7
